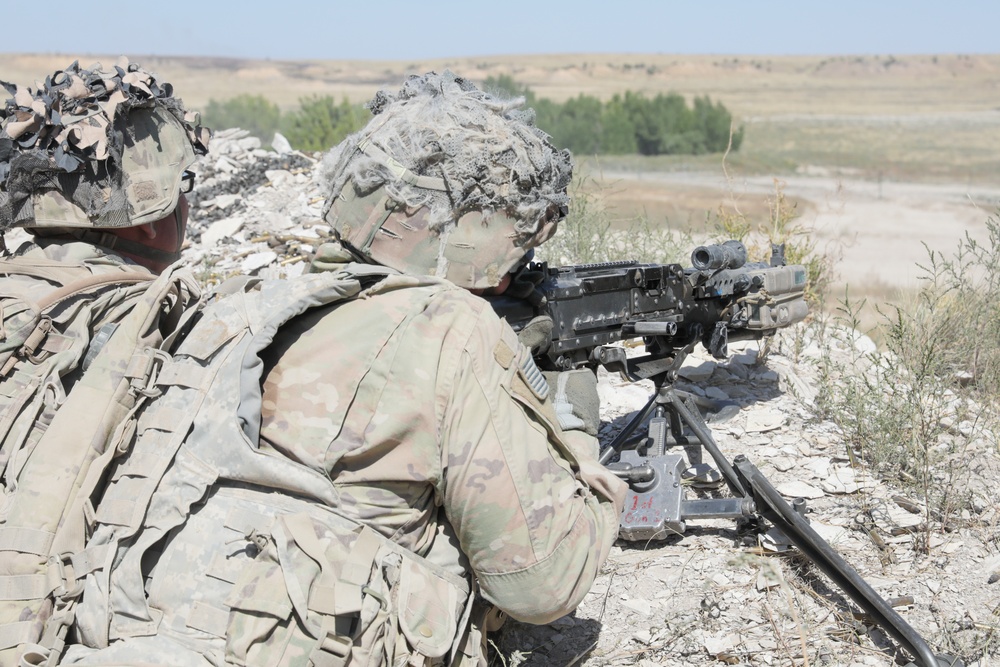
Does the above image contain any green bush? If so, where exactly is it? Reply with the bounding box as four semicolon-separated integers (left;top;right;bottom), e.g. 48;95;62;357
202;94;282;144
280;96;369;152
479;77;742;157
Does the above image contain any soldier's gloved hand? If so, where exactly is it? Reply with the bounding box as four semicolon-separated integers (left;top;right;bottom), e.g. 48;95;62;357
516;315;553;355
309;241;355;273
543;368;600;436
505;267;546;301
544;368;602;460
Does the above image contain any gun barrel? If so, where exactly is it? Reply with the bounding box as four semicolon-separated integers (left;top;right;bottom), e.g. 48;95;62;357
691;240;748;271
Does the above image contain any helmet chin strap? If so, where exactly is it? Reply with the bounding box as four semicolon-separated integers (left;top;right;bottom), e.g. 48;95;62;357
66;205;185;266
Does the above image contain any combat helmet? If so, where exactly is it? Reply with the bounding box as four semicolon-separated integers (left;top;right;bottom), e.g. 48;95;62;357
319;71;572;289
0;58;210;233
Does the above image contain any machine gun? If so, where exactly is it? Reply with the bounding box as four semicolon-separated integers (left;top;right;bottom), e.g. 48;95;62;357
489;241;960;667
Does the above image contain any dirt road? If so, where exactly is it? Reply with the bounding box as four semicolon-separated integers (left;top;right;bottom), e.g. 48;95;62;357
604;169;1000;295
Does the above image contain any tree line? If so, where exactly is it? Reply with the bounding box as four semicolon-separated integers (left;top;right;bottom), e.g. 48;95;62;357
485;75;743;156
201;76;743;156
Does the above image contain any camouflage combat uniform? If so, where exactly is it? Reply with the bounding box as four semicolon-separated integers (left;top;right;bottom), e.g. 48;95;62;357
258;262;627;625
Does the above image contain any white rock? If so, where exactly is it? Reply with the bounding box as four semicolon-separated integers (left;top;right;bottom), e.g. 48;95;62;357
756;570;782;590
811;520;849;546
678;360;715;382
241;251;278;274
806;457;832;478
271;132;293;154
820;466;858;494
771;456;797;472
265;169;295;188
621;598;653;616
756;370;779;383
851;330;878;355
213;156;239;173
942;540;963;555
213;194;241;210
744;409;785;433
760;527;793;552
201;217;245;247
726;361;750;380
704;386;729;400
237;136;262;151
632;629;654;644
776;480;825;499
703;633;736;655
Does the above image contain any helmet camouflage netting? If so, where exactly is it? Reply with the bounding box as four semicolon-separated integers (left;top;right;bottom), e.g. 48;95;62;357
0;57;210;230
319;70;573;289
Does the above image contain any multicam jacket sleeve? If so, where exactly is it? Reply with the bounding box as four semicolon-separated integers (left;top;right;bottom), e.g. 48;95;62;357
437;298;626;624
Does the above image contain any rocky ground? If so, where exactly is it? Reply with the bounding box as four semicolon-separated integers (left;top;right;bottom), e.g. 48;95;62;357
176;131;1000;667
496;330;1000;667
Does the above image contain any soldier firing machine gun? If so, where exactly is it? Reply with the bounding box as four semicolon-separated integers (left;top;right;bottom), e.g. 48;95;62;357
489;240;960;667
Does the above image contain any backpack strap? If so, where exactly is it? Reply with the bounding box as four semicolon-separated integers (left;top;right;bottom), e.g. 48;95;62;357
32;271;152;313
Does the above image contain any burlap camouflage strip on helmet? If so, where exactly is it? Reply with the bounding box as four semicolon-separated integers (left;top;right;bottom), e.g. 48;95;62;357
0;57;210;230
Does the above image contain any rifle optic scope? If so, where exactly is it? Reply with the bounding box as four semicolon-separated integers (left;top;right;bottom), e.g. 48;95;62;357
691;240;748;271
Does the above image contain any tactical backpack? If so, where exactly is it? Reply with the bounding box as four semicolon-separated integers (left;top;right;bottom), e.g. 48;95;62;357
64;267;476;667
0;254;201;665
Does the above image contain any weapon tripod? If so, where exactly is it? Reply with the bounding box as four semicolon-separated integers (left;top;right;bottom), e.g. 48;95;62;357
599;370;960;667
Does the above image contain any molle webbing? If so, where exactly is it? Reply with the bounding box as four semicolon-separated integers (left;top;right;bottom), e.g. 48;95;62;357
0;260;200;664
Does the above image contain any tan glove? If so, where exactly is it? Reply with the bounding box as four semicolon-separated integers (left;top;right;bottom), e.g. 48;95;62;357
543;368;601;437
516;315;553;356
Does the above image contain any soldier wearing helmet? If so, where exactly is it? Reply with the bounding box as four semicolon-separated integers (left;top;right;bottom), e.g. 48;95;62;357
255;72;626;659
0;59;207;664
0;57;209;272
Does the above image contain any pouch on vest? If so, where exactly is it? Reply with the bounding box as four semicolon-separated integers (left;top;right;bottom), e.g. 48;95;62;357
0;256;201;665
221;511;466;667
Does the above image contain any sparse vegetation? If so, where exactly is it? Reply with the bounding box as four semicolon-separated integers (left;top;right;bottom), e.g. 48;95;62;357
279;95;367;152
815;214;1000;536
712;178;833;306
202;94;281;146
536;175;692;266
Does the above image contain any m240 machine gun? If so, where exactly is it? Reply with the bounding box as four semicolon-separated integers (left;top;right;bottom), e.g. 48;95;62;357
489;240;960;667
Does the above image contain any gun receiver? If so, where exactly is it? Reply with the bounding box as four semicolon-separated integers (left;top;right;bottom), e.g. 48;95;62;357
490;241;809;380
489;241;960;667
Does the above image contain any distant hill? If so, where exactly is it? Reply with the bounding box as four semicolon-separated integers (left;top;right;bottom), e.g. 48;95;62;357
1;52;998;118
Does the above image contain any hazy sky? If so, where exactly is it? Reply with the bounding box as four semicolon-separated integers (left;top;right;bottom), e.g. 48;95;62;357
3;0;997;60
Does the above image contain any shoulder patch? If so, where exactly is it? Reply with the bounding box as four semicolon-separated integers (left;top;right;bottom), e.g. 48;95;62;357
518;352;549;401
